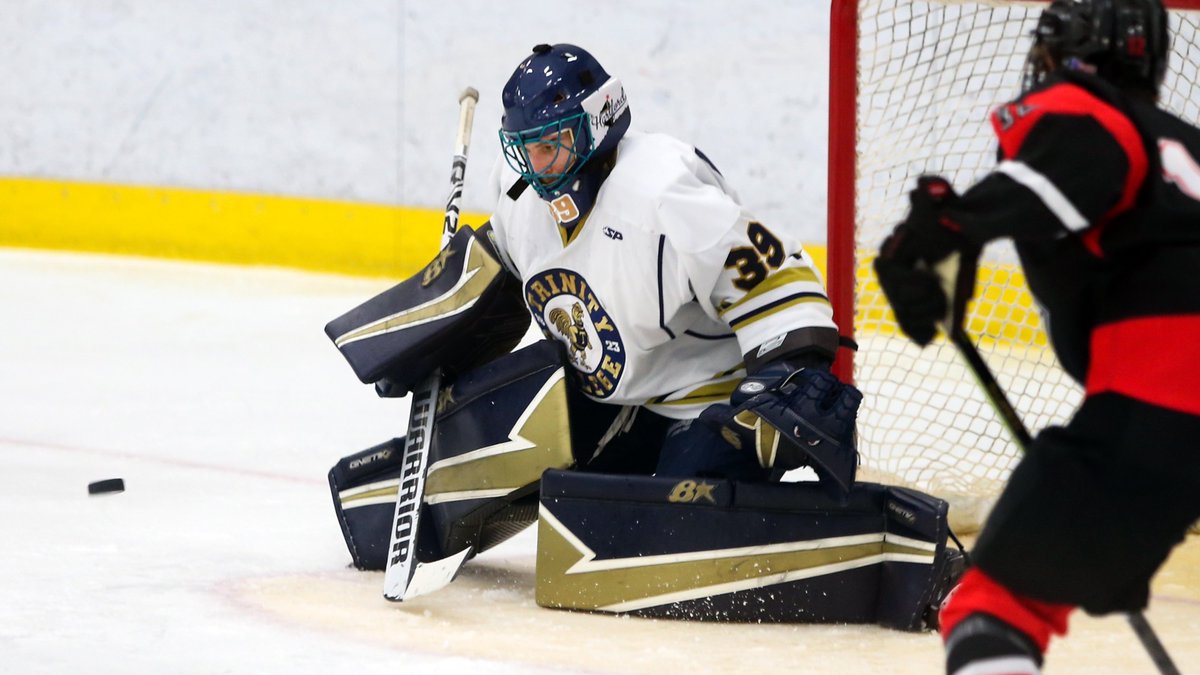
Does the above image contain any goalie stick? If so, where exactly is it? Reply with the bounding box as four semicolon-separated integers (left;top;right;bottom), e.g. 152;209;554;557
441;87;478;249
947;325;1181;675
382;87;480;602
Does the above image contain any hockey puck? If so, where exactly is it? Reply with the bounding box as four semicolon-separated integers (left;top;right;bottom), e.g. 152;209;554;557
88;478;125;495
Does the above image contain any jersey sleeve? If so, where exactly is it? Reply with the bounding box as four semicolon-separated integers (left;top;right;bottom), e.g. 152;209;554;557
950;80;1148;254
655;156;838;366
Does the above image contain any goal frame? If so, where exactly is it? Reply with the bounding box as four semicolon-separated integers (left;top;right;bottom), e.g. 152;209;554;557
826;0;1200;383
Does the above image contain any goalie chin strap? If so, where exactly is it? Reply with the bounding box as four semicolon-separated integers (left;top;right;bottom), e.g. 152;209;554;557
945;320;1180;675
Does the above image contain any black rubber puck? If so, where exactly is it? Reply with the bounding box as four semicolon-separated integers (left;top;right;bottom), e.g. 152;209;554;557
88;478;125;495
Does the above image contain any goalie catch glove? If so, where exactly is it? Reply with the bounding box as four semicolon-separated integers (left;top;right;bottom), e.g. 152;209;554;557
874;176;981;347
700;363;862;494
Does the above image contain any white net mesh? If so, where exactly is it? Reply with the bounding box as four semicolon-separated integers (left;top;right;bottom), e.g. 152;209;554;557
849;0;1200;531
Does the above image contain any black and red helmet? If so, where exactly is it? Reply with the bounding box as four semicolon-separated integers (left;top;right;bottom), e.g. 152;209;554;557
1026;0;1169;99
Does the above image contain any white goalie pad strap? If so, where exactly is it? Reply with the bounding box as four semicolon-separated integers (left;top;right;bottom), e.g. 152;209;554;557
996;160;1089;232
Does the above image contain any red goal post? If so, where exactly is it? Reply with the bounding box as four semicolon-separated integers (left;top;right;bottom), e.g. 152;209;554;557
826;0;1200;530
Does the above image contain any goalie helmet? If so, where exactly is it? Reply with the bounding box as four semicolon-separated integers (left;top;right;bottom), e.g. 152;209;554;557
1024;0;1169;100
499;43;631;202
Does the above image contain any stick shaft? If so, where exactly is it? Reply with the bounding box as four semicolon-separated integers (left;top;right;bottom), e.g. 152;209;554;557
381;380;439;600
441;87;479;247
383;87;480;601
949;327;1032;447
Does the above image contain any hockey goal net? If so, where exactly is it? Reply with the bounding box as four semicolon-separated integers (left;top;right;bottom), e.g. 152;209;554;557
828;0;1200;532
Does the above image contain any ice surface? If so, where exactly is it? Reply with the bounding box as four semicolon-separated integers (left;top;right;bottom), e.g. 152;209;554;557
2;249;1197;674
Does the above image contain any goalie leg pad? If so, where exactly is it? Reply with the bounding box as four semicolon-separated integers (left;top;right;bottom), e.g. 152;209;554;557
536;470;961;630
329;438;413;571
424;339;574;557
329;339;574;570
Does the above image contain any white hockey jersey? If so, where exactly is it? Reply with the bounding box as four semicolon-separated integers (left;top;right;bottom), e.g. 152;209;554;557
485;131;836;419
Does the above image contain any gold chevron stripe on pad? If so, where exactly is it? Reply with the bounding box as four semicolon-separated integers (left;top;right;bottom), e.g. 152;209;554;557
424;371;573;504
536;505;935;612
333;237;502;347
719;266;821;318
338;479;401;509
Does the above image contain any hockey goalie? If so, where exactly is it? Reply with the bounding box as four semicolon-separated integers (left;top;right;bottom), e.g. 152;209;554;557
323;42;962;630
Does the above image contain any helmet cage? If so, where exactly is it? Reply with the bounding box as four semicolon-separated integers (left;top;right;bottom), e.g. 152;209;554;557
499;111;596;199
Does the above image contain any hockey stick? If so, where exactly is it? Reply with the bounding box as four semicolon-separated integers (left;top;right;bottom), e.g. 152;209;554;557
382;87;480;602
947;325;1181;675
441;87;479;249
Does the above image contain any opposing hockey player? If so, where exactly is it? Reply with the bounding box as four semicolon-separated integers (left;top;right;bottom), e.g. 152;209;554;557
874;0;1200;671
325;42;963;627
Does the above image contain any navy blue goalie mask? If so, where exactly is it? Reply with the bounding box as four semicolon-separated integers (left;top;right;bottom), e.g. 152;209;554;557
499;44;631;211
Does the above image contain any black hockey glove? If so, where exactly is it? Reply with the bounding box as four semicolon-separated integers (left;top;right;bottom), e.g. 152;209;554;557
874;176;981;347
700;363;862;494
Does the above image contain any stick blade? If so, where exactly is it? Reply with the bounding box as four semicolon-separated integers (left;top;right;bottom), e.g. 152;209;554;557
385;547;474;602
381;377;440;601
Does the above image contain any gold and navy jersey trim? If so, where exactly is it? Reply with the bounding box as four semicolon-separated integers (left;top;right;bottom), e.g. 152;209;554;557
727;292;830;330
719;266;831;330
647;367;744;408
720;265;821;314
557;210;591;248
657;235;675;339
716;363;744;378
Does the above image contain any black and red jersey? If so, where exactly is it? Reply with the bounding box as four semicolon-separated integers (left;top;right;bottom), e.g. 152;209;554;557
947;71;1200;416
